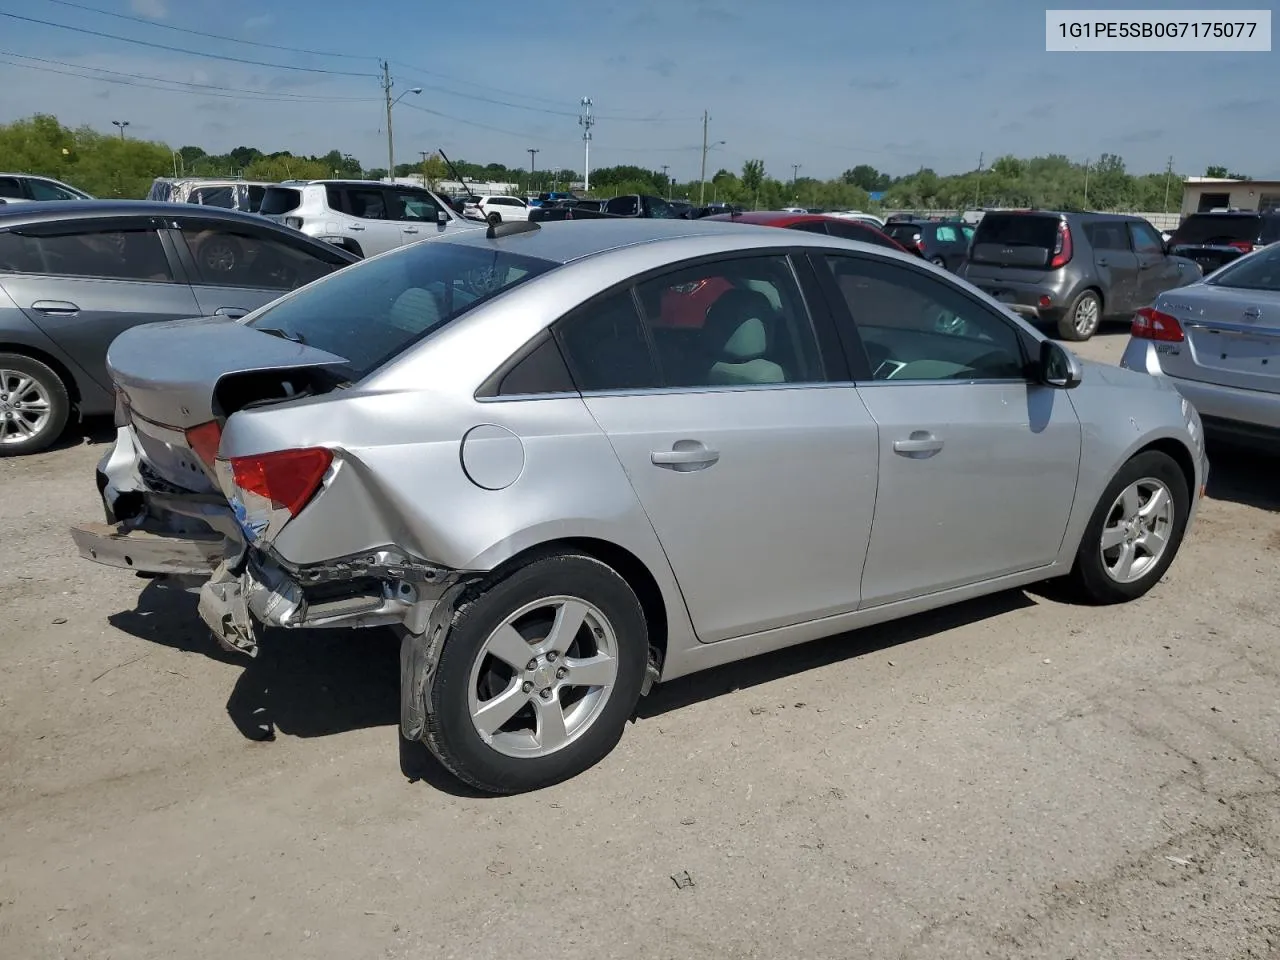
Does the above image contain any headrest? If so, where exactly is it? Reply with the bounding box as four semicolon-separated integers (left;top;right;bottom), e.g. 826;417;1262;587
704;289;774;361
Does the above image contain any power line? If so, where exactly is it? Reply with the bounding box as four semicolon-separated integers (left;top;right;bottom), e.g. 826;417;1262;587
0;10;375;77
37;0;376;61
0;54;379;102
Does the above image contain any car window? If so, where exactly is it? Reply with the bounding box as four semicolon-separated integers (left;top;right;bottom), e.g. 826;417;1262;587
28;179;80;201
189;186;236;209
260;187;302;216
558;255;824;391
1129;221;1163;256
604;196;640;216
822;254;1026;382
1085;221;1130;251
1205;243;1280;291
344;188;390;220
0;177;24;199
245;242;554;381
179;225;346;290
787;221;829;235
245;185;267;213
961;225;975;242
388;190;440;222
826;220;902;251
0;227;173;282
935;225;959;243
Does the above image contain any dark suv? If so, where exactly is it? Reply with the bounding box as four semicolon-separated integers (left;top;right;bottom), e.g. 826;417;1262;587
883;219;974;271
959;211;1201;341
1166;210;1280;276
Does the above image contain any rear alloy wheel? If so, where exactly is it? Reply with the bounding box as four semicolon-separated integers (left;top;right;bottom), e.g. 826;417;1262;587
199;236;242;276
0;353;70;456
486;211;502;226
421;552;648;793
1066;450;1190;603
1057;289;1102;341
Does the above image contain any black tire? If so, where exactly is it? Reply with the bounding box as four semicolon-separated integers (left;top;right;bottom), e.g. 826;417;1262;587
1064;450;1190;604
421;551;648;794
1056;288;1102;341
0;353;71;456
486;211;502;226
197;236;244;276
929;255;946;267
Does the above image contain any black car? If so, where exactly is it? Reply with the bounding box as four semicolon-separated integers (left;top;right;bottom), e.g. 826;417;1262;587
959;211;1201;341
0;201;358;454
1167;211;1280;276
883;219;975;271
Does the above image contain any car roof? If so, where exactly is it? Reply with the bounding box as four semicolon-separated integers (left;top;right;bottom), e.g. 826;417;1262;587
0;199;310;228
703;211;825;227
438;217;910;266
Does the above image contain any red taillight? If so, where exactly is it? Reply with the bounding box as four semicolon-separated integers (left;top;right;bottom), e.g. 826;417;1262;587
1049;220;1073;269
1227;240;1254;253
185;420;222;472
1131;306;1185;342
229;447;332;517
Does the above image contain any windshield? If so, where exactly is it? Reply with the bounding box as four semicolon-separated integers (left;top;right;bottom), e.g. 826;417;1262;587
245;240;556;380
1205;244;1280;291
1172;214;1261;245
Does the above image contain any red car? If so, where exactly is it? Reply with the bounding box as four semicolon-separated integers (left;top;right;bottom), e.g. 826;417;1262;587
654;211;912;327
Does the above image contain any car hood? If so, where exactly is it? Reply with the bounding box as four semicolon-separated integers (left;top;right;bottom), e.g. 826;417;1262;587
107;315;350;429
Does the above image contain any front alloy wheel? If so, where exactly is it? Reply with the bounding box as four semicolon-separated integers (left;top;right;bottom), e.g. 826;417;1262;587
1099;478;1175;584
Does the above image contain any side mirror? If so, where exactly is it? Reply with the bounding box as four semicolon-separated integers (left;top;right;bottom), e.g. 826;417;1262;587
437;209;450;224
1039;339;1083;389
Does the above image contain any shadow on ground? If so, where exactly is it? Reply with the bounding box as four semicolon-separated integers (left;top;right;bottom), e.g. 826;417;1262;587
1204;440;1280;512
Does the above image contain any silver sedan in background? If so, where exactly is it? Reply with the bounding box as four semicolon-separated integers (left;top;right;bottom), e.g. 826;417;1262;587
73;219;1207;793
1121;241;1280;447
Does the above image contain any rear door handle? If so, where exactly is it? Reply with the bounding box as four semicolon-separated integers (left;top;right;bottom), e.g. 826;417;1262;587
348;224;365;231
893;433;944;457
403;227;419;234
214;307;248;319
30;299;80;316
651;443;720;470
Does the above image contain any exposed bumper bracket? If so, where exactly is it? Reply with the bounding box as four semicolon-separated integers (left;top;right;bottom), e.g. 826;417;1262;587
70;521;227;576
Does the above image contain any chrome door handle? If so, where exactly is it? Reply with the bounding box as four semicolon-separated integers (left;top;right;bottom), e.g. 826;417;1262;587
30;299;80;315
892;433;944;457
403;227;419;234
651;444;720;469
214;307;248;319
348;224;365;231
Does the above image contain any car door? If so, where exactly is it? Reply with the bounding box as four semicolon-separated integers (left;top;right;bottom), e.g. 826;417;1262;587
1130;219;1180;306
168;217;352;317
554;252;879;644
0;217;200;391
336;186;401;256
814;252;1082;607
1084;220;1139;314
931;224;968;270
386;188;446;245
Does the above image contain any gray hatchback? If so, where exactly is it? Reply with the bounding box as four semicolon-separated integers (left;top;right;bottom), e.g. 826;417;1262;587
960;211;1201;341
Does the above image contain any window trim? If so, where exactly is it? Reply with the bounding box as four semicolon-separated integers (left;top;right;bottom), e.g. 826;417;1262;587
474;328;578;401
813;250;1038;387
535;248;841;399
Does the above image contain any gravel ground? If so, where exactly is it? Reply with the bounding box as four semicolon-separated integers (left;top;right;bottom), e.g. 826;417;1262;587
1;330;1278;960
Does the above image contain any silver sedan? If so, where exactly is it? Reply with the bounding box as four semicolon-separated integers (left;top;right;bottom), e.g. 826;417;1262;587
73;218;1208;793
1121;241;1280;447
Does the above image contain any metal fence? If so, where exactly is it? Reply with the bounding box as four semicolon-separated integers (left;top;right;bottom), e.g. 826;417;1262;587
884;209;1182;231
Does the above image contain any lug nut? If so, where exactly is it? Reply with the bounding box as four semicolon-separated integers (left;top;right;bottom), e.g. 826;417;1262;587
555;667;567;680
539;688;552;699
521;681;533;693
546;651;557;663
526;658;538;671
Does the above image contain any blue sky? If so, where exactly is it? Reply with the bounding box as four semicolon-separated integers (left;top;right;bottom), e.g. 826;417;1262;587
0;0;1274;180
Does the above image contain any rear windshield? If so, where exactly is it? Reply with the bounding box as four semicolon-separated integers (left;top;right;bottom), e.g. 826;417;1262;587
1205;244;1280;291
244;241;556;380
259;187;302;216
1171;214;1262;245
971;213;1059;248
885;224;922;241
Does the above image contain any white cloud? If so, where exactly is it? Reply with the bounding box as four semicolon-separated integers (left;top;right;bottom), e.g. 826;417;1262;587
130;0;168;19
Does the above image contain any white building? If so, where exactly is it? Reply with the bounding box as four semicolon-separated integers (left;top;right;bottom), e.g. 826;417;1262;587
1181;176;1280;216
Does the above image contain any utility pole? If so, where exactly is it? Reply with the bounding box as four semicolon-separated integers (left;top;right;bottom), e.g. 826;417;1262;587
112;119;129;140
698;110;709;206
579;98;594;193
791;163;801;197
527;147;539;193
973;151;984;209
1083;157;1091;209
661;164;670;199
419;150;430;191
1163;155;1174;212
382;61;394;181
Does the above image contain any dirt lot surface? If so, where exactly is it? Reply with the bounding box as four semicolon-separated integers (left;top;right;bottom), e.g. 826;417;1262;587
2;330;1278;960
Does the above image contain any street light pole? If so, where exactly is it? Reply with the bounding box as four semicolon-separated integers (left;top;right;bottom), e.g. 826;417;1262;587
662;164;670;199
792;163;801;197
579;98;594;193
381;60;421;182
112;120;129;140
528;147;539;193
698;110;709;206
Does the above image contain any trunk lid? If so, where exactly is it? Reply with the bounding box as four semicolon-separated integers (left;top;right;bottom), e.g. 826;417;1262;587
108;315;350;430
965;212;1062;281
1154;284;1280;393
